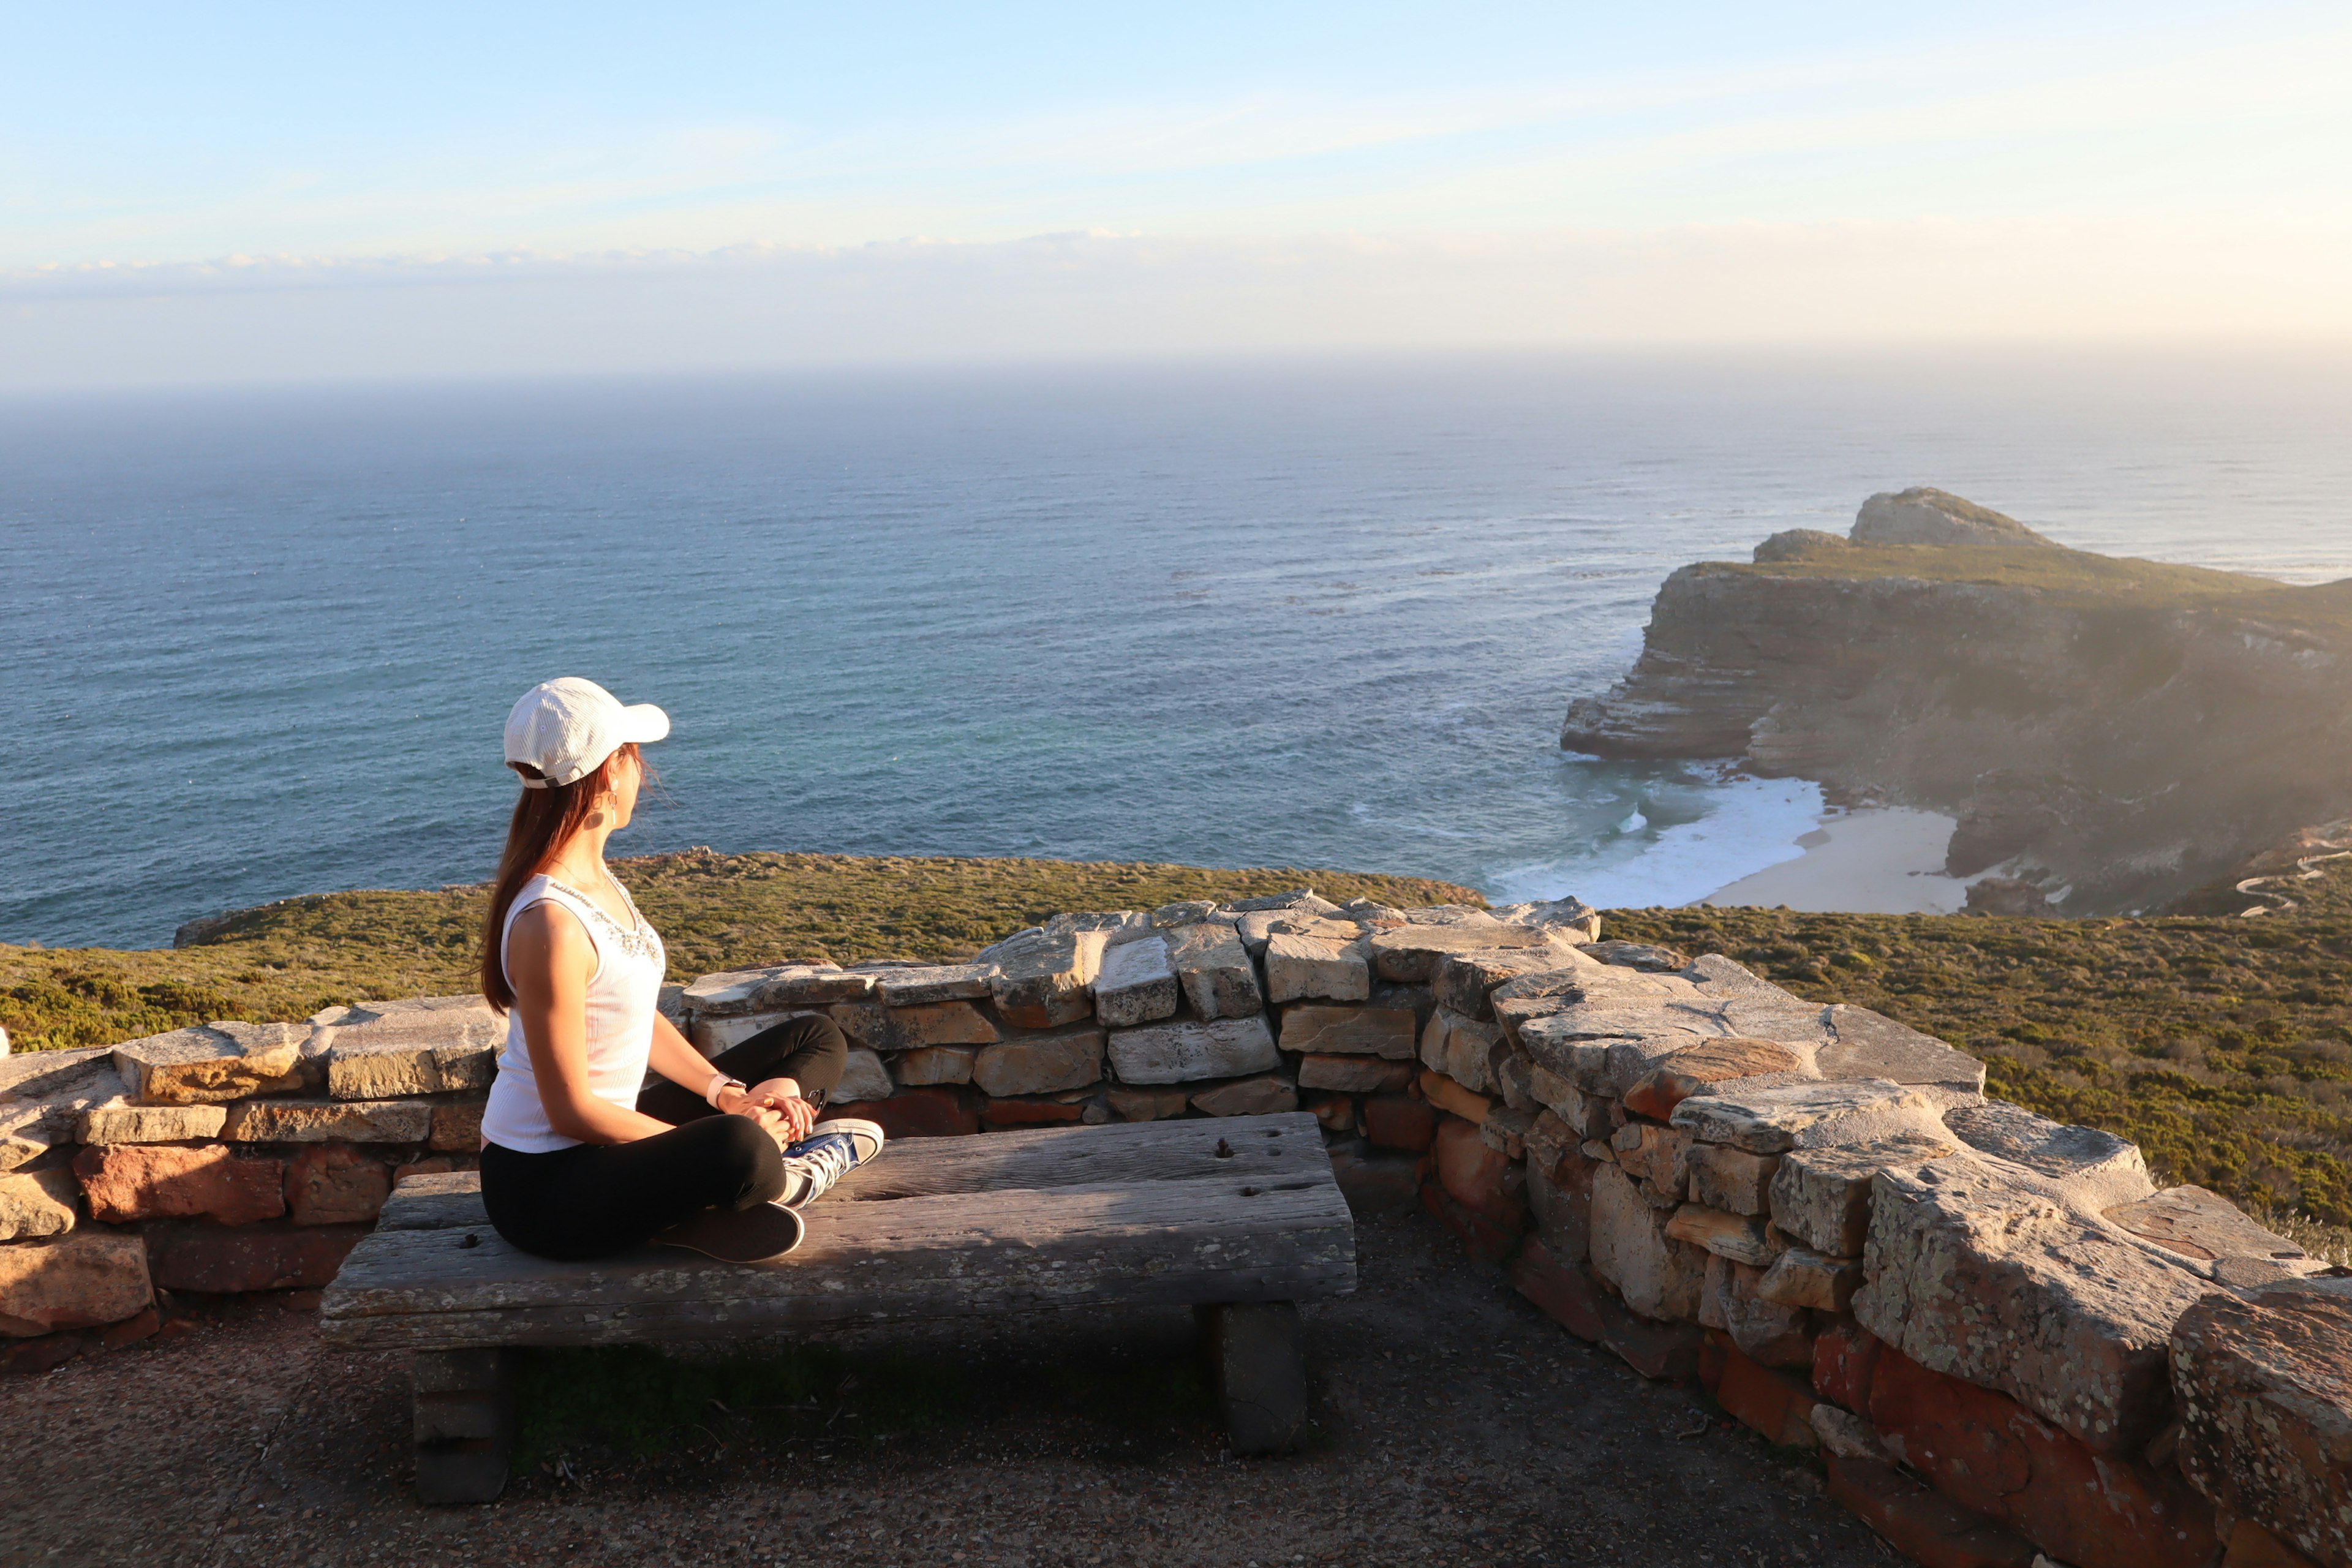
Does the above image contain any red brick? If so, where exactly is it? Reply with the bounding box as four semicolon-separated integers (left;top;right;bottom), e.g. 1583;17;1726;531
832;1087;981;1139
1364;1095;1437;1153
73;1144;285;1226
1813;1318;1882;1412
1512;1238;1608;1341
144;1220;370;1294
1422;1180;1523;1263
1717;1340;1817;1448
1433;1114;1525;1229
1869;1345;2220;1568
1826;1455;2040;1568
284;1144;392;1226
979;1097;1087;1129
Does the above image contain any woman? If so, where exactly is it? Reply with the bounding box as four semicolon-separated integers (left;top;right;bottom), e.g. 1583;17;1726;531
477;677;883;1262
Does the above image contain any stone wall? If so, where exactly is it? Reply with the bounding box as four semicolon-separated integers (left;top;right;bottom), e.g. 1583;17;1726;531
2;888;2345;1567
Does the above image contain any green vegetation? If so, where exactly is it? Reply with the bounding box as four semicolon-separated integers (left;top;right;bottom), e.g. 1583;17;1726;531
0;852;1479;1054
1608;862;2352;1240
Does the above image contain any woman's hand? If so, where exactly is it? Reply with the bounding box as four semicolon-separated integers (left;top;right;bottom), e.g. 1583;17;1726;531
744;1078;817;1142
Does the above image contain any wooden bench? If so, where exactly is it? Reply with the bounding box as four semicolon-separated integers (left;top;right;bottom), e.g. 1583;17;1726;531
319;1111;1357;1501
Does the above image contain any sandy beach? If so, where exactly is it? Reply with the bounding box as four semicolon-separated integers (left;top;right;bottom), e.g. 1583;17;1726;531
1699;807;1979;914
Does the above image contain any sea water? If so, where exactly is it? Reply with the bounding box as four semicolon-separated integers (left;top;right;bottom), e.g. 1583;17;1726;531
8;350;2352;950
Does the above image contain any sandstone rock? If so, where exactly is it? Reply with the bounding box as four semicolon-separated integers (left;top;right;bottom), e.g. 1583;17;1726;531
74;1143;286;1226
985;929;1108;1029
1093;936;1180;1027
0;1168;79;1241
1869;1343;2221;1568
1418;1070;1493;1126
834;1049;896;1104
1366;920;1553;983
1811;1403;1891;1461
1295;1054;1412;1094
1279;1003;1417;1059
284;1144;393;1226
1106;1085;1191;1121
112;1023;308;1104
1190;1076;1298;1118
2107;1186;2309;1268
143;1219;368;1293
1433;944;1580;1020
1819;1005;1986;1094
1436;1009;1503;1094
1943;1101;2155;1205
1667;1204;1777;1266
1622;1037;1805;1120
1364;1095;1438;1153
1107;1017;1278;1085
1824;1455;2041;1568
826;1085;981;1139
1434;1114;1525;1229
1588;1163;1705;1322
0;1231;151;1335
1479;1104;1537;1161
222;1098;434;1143
429;1101;484;1153
893;1046;978;1087
1163;924;1264;1020
1857;1159;2214;1453
971;1029;1103;1098
1262;932;1370;1005
752;966;879;1006
1771;1135;1957;1254
1760;1246;1861;1313
1673;1079;1934;1154
78;1101;229;1144
1687;1145;1780;1215
2171;1281;2352;1568
1579;940;1688;973
872;964;995;1006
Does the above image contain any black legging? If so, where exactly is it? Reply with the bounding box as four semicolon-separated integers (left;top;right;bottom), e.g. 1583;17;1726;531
480;1014;848;1261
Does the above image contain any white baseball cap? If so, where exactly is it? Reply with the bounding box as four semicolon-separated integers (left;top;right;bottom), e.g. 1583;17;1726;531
502;678;670;789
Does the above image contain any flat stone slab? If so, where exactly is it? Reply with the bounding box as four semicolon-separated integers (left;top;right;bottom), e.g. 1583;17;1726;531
1856;1158;2214;1454
1671;1080;1933;1153
113;1023;309;1104
1106;1017;1279;1085
320;1114;1355;1349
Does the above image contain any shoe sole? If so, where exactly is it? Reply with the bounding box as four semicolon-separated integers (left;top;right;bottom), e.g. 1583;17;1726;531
655;1201;806;1262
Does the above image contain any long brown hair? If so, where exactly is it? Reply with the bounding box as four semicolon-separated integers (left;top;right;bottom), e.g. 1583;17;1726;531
479;743;641;1011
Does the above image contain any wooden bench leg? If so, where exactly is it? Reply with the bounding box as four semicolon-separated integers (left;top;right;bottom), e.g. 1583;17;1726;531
412;1349;517;1504
1197;1301;1308;1455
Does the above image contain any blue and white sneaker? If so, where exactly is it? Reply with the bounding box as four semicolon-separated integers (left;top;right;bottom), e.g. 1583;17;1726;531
776;1117;886;1208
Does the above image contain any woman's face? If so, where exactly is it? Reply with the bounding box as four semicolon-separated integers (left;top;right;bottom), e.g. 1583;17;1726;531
600;747;643;831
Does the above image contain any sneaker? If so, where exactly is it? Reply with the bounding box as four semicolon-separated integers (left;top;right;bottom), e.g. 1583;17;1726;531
655;1200;805;1262
775;1117;887;1208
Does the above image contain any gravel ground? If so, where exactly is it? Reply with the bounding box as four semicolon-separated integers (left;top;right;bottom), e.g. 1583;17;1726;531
0;1206;1895;1568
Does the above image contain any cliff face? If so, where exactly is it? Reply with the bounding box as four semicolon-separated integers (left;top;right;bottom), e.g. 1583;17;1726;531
1563;496;2352;912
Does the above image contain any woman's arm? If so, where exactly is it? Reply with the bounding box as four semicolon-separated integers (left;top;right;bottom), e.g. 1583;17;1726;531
508;903;692;1145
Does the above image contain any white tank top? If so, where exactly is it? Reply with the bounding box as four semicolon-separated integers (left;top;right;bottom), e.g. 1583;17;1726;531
481;872;668;1154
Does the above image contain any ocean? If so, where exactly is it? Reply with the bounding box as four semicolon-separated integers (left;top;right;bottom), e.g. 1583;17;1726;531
8;349;2351;951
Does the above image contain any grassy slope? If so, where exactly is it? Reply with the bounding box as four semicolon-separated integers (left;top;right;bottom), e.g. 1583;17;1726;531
1608;862;2352;1232
0;853;1480;1054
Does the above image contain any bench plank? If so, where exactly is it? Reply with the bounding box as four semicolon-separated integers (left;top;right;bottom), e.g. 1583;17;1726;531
323;1114;1355;1351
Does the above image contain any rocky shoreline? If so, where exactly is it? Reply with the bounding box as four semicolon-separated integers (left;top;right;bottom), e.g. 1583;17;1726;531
1562;488;2352;914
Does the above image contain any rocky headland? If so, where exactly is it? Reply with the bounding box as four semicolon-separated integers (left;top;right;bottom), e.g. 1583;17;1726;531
1562;488;2352;914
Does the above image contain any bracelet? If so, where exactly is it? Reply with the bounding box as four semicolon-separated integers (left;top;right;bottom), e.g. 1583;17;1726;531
705;1072;746;1110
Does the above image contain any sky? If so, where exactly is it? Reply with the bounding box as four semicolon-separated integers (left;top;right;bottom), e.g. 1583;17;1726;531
3;1;2348;385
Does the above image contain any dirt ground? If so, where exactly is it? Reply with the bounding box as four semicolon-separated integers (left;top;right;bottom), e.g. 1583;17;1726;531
0;1205;1894;1568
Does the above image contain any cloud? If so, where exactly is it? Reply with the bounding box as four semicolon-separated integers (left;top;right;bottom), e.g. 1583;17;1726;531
4;219;2345;390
